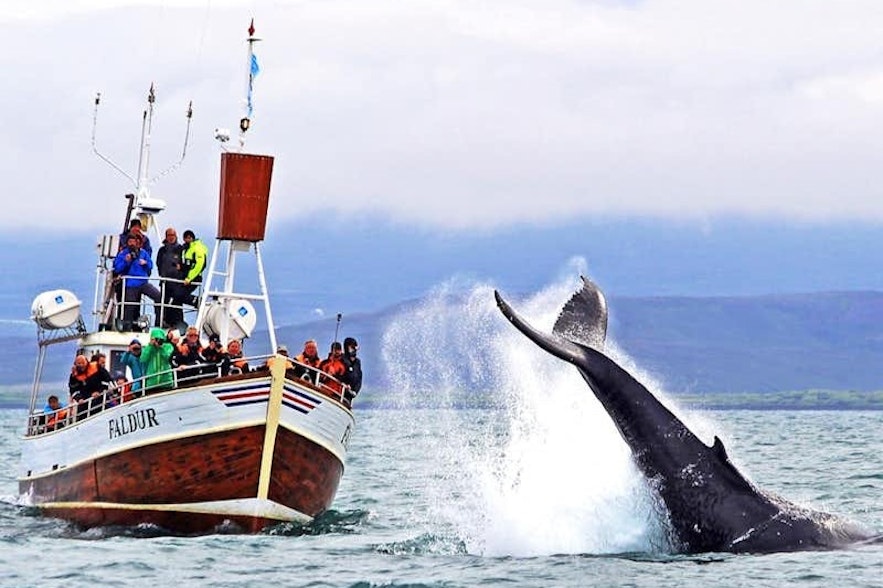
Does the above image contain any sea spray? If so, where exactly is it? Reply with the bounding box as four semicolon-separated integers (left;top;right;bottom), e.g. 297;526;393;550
382;274;670;556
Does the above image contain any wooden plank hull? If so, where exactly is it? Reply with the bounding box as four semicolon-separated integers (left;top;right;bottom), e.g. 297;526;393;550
18;372;353;534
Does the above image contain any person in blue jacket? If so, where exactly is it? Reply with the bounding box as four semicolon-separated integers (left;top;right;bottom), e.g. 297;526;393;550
114;233;161;327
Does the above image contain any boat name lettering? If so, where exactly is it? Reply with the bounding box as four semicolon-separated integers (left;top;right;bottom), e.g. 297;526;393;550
108;408;160;440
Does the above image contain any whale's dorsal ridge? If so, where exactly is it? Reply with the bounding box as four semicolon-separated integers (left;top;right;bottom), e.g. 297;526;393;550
552;275;608;349
712;436;729;461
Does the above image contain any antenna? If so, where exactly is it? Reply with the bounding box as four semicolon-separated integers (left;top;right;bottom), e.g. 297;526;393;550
221;18;261;152
334;313;343;343
91;85;194;214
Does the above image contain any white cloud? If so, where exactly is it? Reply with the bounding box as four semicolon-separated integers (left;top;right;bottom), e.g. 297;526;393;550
3;0;883;231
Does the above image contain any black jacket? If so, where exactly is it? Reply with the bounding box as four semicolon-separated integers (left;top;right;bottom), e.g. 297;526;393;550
342;354;362;393
156;241;185;280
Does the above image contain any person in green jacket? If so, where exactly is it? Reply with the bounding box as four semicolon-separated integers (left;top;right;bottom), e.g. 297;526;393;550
141;327;175;392
180;229;209;307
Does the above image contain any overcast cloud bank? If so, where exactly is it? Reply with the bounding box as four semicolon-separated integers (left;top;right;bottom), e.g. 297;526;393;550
3;1;883;231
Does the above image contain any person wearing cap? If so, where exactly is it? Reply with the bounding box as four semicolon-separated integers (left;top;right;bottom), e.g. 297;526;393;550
265;343;294;371
113;232;161;327
341;337;362;401
118;218;153;257
119;338;145;394
318;341;346;396
141;327;175;392
180;229;209;308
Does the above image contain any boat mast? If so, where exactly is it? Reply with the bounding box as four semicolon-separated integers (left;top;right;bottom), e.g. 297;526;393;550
90;87;193;329
239;18;261;151
195;20;277;353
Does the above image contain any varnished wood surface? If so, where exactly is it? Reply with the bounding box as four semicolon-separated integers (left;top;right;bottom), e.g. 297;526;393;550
20;423;345;532
270;427;344;516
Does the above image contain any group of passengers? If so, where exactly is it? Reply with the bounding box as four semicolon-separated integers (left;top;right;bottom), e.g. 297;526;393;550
40;333;363;431
40;351;122;429
113;219;208;329
270;336;362;402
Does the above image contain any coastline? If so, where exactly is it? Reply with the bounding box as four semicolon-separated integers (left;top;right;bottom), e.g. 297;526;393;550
4;386;882;411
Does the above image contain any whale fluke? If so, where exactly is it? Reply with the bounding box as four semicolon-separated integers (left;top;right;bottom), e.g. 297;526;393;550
495;277;875;554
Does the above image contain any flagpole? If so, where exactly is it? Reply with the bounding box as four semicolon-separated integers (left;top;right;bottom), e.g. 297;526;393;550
240;19;261;151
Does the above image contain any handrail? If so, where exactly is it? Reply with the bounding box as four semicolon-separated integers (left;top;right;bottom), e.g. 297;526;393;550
26;354;351;437
110;274;203;331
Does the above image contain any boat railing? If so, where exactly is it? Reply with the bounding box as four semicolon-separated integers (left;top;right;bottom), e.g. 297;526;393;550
103;274;203;332
26;354;350;437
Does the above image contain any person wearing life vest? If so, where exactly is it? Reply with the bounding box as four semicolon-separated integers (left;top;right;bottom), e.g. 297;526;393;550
43;394;69;431
293;339;322;383
68;354;97;401
264;344;295;372
109;371;128;405
318;341;347;396
68;354;100;420
179;229;209;308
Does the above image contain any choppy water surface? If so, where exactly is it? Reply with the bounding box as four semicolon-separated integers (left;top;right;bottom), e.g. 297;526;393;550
2;279;881;586
1;408;880;587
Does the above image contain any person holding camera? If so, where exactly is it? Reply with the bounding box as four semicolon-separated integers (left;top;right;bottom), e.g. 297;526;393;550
141;327;175;392
113;233;161;327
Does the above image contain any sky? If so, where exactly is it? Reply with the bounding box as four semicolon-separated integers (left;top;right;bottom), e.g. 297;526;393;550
3;1;883;233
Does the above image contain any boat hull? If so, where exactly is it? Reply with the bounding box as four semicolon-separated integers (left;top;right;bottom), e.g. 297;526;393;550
18;370;353;534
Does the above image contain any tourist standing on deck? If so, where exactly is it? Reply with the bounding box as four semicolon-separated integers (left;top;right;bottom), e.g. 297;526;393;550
156;227;185;328
318;341;347;394
114;233;161;327
221;339;250;375
179;229;208;308
119;218;153;257
293;339;322;382
119;339;145;394
341;337;362;402
141;327;175;392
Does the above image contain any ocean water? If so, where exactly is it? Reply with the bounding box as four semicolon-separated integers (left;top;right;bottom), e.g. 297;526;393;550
1;407;881;588
2;277;881;586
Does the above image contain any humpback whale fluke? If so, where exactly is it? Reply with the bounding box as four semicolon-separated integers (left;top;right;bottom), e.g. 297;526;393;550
552;276;608;350
494;278;875;554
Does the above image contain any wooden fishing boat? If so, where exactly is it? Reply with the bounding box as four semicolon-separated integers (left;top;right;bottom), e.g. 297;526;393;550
17;25;355;534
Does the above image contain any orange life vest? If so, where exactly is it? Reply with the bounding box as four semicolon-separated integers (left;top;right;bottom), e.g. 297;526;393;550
319;357;346;393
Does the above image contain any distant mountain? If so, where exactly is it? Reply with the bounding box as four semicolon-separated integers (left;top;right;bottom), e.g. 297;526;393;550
6;291;882;405
5;216;883;326
4;216;883;404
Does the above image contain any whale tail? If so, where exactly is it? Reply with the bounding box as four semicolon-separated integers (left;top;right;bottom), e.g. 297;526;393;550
552;276;608;350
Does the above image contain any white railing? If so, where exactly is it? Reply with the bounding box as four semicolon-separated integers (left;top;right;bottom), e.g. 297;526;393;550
105;274;203;332
27;354;350;437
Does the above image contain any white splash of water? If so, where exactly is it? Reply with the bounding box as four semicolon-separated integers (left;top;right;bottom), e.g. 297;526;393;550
382;269;671;556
